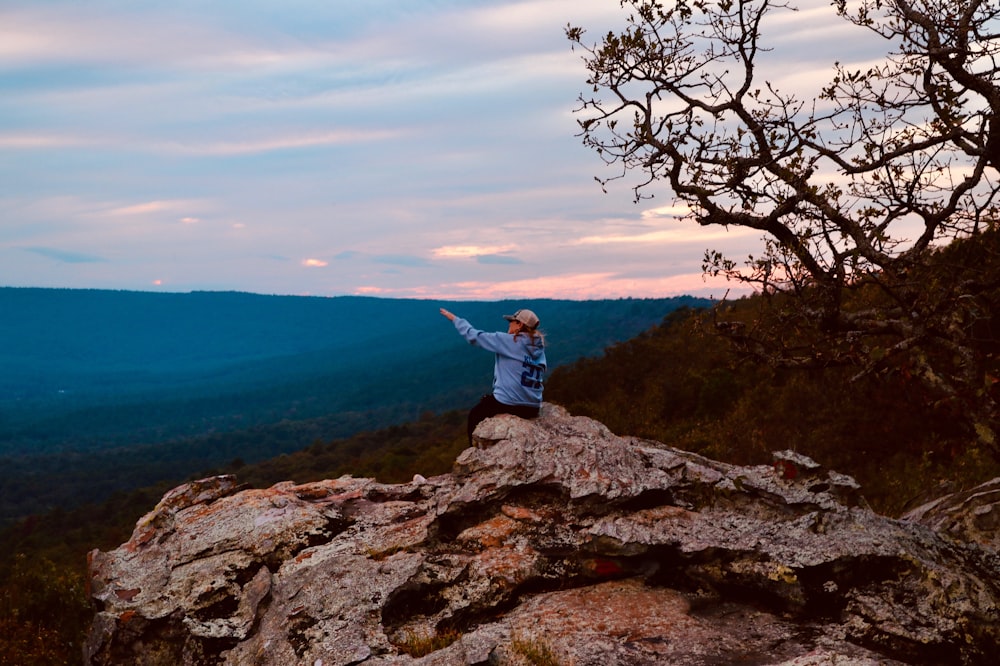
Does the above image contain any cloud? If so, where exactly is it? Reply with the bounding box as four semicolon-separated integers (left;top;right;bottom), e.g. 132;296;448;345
153;129;404;157
640;204;692;219
301;258;328;267
0;132;95;149
0;125;403;158
0;4;276;69
351;270;751;301
573;226;759;245
0;0;841;301
24;246;107;264
105;201;176;216
433;244;518;258
89;199;209;221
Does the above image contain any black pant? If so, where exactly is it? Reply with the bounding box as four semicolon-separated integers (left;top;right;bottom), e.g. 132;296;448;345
468;394;540;444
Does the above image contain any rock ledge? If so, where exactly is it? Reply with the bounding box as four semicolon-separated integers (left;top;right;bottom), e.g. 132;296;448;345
86;405;1000;665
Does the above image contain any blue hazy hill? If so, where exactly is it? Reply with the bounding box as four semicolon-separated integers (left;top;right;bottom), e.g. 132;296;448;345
0;287;711;519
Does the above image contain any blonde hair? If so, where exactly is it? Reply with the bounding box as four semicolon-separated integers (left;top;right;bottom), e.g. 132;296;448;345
515;324;545;347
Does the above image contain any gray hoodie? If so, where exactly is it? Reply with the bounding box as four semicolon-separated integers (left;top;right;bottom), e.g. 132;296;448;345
452;316;546;406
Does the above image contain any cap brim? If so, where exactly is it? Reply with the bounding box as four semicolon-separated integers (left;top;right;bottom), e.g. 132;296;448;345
503;314;516;321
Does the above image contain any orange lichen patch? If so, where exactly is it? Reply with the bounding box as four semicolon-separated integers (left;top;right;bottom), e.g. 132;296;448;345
180;500;232;522
292;477;371;501
114;587;141;601
118;610;138;624
471;545;539;590
294;550;315;563
500;505;544;523
633;505;696;522
356;508;434;558
326;489;365;504
292;483;334;501
456;515;521;549
289;483;365;507
509;578;692;642
129;525;157;549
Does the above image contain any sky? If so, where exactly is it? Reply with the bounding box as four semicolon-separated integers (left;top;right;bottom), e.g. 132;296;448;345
0;0;886;301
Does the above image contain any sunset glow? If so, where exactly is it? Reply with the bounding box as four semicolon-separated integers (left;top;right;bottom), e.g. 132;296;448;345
0;0;878;301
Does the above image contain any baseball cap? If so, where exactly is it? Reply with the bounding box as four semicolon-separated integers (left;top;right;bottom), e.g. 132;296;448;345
503;308;540;329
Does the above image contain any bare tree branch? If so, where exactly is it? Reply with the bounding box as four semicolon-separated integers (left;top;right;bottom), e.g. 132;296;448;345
568;0;1000;447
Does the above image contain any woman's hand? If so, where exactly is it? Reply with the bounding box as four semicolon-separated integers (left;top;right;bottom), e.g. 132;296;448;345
439;308;456;321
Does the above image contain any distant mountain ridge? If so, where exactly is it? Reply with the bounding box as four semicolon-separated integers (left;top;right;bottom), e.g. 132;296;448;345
0;288;708;401
0;287;710;520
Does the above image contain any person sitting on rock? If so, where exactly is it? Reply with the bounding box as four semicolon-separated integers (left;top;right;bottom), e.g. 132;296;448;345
439;307;546;445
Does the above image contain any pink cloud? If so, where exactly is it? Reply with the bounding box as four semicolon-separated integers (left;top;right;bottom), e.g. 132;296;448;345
352;271;751;301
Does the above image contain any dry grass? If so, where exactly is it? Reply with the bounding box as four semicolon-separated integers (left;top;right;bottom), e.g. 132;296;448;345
510;633;562;666
397;627;462;657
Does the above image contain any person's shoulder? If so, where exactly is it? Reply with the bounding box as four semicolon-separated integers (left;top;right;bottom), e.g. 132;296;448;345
515;332;543;348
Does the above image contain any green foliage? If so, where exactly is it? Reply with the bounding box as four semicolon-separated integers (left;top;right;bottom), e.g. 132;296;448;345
0;554;91;665
0;289;707;523
549;294;1000;516
227;410;468;488
0;409;470;665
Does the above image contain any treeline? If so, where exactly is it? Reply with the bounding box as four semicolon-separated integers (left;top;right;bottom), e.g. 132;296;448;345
1;293;706;522
546;306;999;516
0;410;473;664
0;289;706;413
1;410;387;522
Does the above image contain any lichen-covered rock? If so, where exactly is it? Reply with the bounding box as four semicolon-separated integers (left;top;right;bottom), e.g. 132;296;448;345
903;477;1000;552
86;405;1000;665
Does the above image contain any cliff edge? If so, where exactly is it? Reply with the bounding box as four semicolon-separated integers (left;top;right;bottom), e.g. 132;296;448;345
85;405;1000;665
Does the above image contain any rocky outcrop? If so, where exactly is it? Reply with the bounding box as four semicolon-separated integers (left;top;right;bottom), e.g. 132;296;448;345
85;405;1000;665
903;477;1000;552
